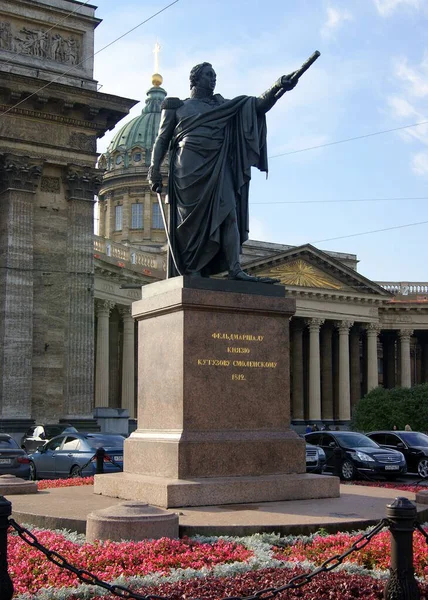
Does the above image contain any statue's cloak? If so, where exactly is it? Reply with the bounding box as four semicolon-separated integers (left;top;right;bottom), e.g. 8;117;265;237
168;95;268;275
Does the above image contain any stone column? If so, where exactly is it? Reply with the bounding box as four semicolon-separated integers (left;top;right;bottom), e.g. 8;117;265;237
95;300;114;407
98;197;106;237
349;326;361;410
335;321;353;422
320;323;334;420
63;168;102;422
290;319;305;421
0;155;41;427
120;307;135;418
366;323;380;392
108;309;121;408
306;318;324;422
399;329;414;388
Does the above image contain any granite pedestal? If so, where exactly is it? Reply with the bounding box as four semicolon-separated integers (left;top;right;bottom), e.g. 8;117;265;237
95;277;339;507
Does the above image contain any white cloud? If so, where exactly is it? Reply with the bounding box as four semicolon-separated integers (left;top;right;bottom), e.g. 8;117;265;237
321;6;353;38
393;56;428;98
411;151;428;175
373;0;422;16
385;53;428;173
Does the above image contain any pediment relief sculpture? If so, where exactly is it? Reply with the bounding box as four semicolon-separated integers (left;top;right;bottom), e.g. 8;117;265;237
255;258;344;290
0;20;80;65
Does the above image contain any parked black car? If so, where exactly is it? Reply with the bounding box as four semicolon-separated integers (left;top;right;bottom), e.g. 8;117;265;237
20;424;77;453
366;430;428;478
305;430;406;480
306;443;326;474
0;434;30;479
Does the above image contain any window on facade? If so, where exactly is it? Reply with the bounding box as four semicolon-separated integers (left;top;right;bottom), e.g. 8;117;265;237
115;205;123;231
152;203;163;229
131;203;143;229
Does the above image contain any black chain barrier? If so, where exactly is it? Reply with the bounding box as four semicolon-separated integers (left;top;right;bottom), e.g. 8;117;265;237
76;447;123;477
1;496;423;600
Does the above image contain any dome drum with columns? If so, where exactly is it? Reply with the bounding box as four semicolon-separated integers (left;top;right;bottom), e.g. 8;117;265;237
97;73;168;248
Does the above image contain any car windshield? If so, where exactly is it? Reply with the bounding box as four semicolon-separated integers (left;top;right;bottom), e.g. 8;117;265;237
85;435;124;450
334;432;379;448
400;432;428;446
0;437;18;449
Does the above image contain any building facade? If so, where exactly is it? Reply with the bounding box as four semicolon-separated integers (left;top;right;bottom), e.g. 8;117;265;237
0;0;136;436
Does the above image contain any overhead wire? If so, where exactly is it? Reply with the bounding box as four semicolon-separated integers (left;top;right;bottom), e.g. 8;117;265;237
251;196;428;205
269;119;428;159
0;0;180;119
312;220;428;244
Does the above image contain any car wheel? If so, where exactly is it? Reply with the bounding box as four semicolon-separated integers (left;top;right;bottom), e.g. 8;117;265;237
70;465;81;478
29;462;37;481
417;458;428;478
341;459;356;481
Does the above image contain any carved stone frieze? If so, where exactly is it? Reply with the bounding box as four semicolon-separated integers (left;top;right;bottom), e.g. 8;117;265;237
0;20;81;66
69;132;97;153
40;176;60;193
0;103;98;130
65;167;102;202
0;154;42;192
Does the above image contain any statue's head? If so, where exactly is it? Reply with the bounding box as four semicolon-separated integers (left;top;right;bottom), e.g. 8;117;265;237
189;62;216;91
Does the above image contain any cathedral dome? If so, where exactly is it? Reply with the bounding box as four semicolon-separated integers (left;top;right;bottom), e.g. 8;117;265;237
101;77;166;170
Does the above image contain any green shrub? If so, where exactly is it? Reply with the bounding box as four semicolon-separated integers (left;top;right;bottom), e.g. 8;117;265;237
351;383;428;432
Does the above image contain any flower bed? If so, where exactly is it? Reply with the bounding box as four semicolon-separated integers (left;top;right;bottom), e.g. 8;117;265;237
346;480;427;494
36;477;94;490
9;527;428;600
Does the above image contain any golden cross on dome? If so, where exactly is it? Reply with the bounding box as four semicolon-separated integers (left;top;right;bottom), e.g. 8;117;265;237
153;41;161;74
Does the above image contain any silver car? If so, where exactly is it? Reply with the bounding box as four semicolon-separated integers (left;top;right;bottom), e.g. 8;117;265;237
28;432;124;480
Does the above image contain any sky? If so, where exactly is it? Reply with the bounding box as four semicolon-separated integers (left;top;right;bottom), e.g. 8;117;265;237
92;0;428;283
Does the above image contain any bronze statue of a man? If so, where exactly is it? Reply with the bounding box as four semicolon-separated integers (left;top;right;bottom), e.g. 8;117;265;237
148;62;298;283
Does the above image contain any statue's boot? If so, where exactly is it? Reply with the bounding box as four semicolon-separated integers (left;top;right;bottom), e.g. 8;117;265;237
228;269;259;282
256;275;281;284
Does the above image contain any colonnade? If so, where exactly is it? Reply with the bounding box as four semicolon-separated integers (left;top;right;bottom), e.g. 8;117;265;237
94;300;136;418
92;304;428;426
290;318;428;425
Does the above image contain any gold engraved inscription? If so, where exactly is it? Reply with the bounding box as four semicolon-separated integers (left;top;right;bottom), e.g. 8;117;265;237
227;347;250;354
212;333;264;342
201;332;277;382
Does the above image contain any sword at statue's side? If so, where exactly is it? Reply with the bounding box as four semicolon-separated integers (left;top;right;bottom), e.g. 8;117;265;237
274;50;321;100
156;192;182;277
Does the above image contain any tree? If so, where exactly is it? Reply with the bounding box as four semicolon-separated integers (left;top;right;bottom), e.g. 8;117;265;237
351;383;428;432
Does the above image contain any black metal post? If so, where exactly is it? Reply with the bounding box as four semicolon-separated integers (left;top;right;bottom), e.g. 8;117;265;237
384;497;420;599
0;496;13;600
95;447;105;474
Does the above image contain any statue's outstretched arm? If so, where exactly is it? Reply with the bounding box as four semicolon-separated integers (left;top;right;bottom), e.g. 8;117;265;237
148;107;177;193
256;73;297;114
